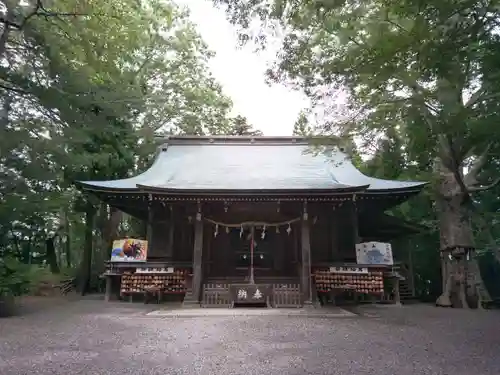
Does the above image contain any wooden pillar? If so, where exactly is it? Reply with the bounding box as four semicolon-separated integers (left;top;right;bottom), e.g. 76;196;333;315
192;214;204;301
330;209;338;262
352;196;360;244
408;244;416;298
104;275;112;302
393;276;401;305
293;223;298;263
166;206;174;259
146;202;154;254
301;202;313;307
184;209;204;306
205;224;211;276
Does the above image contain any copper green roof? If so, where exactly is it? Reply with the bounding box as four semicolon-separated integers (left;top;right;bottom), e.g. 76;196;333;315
78;136;426;193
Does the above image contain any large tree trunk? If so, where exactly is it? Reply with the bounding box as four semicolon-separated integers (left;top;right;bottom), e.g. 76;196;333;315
95;204;122;272
65;227;71;268
61;208;71;268
467;253;484;309
78;202;96;296
435;192;471;307
45;236;60;274
22;239;31;264
435;162;488;308
94;203;109;271
10;230;22;258
102;205;122;253
107;207;122;244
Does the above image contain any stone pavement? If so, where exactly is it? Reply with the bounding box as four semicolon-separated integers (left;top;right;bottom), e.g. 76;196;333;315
1;298;499;375
146;306;355;317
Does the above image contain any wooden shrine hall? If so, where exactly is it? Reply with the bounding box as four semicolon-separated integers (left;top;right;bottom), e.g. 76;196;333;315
78;136;426;307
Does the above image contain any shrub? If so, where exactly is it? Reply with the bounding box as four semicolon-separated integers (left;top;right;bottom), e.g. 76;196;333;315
0;256;32;297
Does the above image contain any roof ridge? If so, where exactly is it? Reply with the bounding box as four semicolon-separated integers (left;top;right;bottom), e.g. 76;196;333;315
157;135;341;146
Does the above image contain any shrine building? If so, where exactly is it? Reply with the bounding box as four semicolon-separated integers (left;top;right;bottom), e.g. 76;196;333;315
78;136;426;307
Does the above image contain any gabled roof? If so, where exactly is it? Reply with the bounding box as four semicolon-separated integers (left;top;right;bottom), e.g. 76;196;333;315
77;136;427;194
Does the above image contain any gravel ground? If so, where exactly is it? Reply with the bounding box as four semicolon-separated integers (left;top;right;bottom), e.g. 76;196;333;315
1;297;499;375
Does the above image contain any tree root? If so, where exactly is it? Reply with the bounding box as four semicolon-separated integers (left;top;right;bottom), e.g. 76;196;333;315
436;294;452;307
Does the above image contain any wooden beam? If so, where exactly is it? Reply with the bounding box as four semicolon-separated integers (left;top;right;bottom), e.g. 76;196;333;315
330;209;338;261
166;206;174;259
184;210;204;306
408;245;416;298
352;199;361;244
146;204;153;253
192;216;204;302
301;202;313;307
104;275;112;302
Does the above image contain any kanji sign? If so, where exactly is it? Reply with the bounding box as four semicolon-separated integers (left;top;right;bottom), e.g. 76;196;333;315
253;289;262;299
329;266;369;274
237;289;248;300
230;284;270;304
355;242;393;265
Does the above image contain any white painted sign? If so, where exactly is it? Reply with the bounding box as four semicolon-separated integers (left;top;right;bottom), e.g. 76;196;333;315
356;242;394;265
329;266;369;274
135;267;174;274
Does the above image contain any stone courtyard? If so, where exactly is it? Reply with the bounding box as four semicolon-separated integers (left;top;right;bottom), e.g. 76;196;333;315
1;297;499;375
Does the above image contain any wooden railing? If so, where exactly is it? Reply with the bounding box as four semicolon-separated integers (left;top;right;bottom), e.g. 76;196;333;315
272;283;302;307
202;283;232;307
392;262;415;300
201;282;303;308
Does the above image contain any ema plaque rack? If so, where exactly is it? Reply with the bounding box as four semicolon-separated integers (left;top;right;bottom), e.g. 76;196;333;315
314;269;384;294
120;269;188;295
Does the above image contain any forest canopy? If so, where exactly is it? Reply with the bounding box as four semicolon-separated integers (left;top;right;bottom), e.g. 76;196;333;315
0;0;262;294
214;0;500;306
1;0;499;307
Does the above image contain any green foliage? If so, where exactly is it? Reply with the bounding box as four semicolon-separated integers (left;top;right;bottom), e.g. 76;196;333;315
0;256;32;297
216;0;500;298
218;0;500;162
359;128;441;298
227;115;263;136
28;265;67;287
0;0;246;291
292;110;313;136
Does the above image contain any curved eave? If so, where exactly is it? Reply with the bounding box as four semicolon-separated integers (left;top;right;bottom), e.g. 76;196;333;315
76;181;428;197
75;181;370;195
362;182;429;195
75;181;143;194
133;184;371;195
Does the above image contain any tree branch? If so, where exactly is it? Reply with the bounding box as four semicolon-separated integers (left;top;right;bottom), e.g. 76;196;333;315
435;133;471;198
465;87;485;108
463;143;491;187
0;82;29;95
468;177;500;192
464;72;500;108
0;0;88;30
19;0;44;29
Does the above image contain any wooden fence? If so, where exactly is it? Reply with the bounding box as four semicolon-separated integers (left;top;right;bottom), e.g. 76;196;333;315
202;282;303;308
202;283;232;307
272;283;302;308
